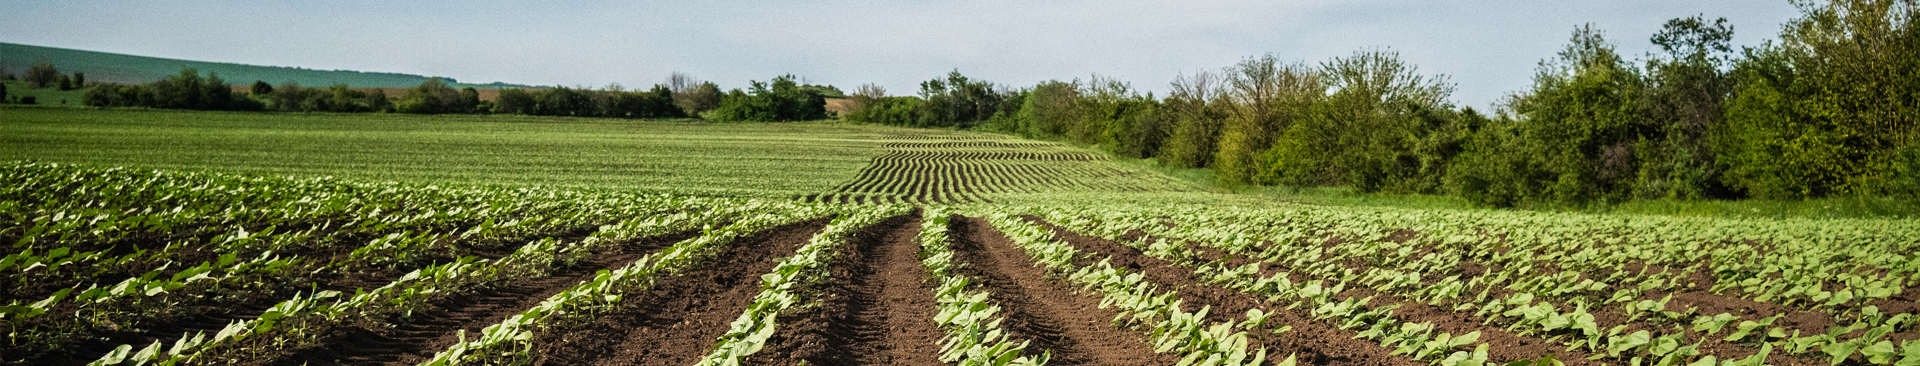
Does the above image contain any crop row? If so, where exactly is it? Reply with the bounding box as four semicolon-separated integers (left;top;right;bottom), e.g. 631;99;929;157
1026;204;1920;366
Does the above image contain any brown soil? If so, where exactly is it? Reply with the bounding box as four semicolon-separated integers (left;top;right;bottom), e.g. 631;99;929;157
946;216;1179;366
746;214;945;366
530;218;830;366
1030;218;1423;366
258;230;700;366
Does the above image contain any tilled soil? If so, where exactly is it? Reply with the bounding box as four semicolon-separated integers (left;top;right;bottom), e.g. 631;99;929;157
259;230;701;366
531;218;831;366
746;214;945;366
946;216;1178;366
1030;218;1423;366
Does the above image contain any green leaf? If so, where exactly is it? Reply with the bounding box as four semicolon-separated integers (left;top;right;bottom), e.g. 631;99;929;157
99;344;133;365
1862;340;1897;365
1826;341;1860;366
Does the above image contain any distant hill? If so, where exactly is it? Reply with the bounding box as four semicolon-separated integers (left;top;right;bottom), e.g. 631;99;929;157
0;42;534;89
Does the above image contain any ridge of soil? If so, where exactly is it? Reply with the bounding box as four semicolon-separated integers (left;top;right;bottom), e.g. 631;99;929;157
530;217;831;366
946;216;1178;366
1028;218;1422;366
259;229;702;366
746;214;945;366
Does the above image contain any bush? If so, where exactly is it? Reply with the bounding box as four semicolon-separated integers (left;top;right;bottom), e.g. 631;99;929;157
24;62;56;88
707;75;829;122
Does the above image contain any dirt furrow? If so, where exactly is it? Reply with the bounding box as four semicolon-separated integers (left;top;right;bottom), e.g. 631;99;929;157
530;218;830;366
947;216;1177;366
746;214;944;366
263;230;702;366
1029;218;1423;366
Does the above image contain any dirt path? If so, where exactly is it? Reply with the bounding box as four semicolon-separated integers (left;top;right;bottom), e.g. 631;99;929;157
747;214;945;366
530;218;830;366
1030;218;1423;366
946;216;1176;366
260;230;701;366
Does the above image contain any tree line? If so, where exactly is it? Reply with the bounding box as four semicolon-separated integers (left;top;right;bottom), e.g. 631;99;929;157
843;0;1919;206
13;63;831;121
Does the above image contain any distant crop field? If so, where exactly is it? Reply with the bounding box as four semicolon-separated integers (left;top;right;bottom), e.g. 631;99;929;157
0;107;1201;203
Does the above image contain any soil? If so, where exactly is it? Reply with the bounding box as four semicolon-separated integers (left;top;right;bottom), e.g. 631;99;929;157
745;214;945;366
1028;217;1423;366
945;216;1179;366
530;218;830;366
258;229;701;366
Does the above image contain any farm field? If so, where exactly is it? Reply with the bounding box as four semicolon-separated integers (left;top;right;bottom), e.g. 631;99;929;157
2;108;1918;366
0;107;1202;204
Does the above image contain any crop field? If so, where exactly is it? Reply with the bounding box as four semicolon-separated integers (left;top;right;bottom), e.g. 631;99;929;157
3;108;1918;366
4;160;1917;366
1;108;1201;204
806;134;1197;204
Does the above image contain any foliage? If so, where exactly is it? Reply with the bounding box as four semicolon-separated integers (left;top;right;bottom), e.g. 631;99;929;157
708;75;830;122
83;68;259;111
1719;0;1920;200
25;61;58;88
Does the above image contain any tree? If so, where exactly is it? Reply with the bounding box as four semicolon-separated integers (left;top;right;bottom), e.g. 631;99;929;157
72;72;85;87
1447;25;1649;207
203;72;232;110
1636;15;1738;199
1159;71;1228;169
152;68;207;109
58;74;73;91
676;81;722;116
367;89;391;112
1214;55;1323;186
495;88;535;114
849;83;887;112
251;81;273;95
24;62;57;88
397;78;463;114
1719;0;1919;198
459;87;481;113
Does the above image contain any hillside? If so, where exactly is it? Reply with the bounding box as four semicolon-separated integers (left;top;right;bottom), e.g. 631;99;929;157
0;42;532;89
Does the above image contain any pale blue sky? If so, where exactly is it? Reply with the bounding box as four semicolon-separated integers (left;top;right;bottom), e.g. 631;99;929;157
1;1;1802;109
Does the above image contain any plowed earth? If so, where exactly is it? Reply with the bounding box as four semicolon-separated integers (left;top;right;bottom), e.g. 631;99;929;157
1026;217;1422;366
946;216;1179;366
261;229;702;366
746;214;945;366
530;218;830;366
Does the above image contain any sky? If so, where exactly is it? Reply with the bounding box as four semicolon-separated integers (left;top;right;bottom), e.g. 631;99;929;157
1;0;1805;109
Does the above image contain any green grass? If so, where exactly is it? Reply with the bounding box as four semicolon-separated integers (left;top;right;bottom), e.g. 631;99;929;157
3;81;90;107
1;107;911;198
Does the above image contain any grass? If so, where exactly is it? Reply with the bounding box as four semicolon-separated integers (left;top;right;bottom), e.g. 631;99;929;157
1;107;913;198
3;81;90;107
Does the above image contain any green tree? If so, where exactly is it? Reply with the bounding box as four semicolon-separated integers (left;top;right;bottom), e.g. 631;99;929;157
397;78;463;114
495;88;535;114
1159;71;1228;169
57;74;72;91
1637;15;1739;199
24;61;57;88
1214;55;1323;186
202;72;232;110
251;81;273;95
72;72;84;87
367;88;391;112
1720;0;1919;199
